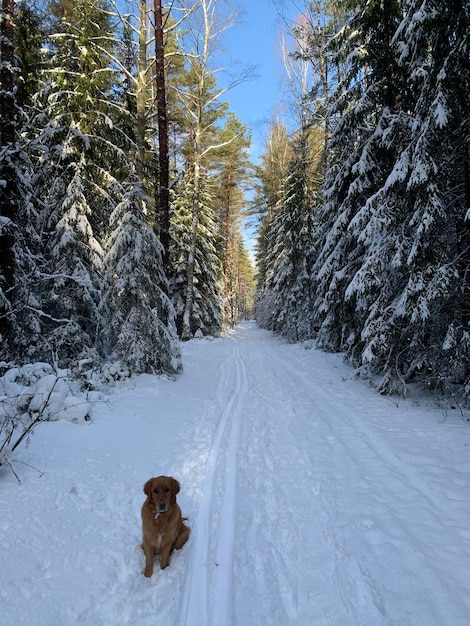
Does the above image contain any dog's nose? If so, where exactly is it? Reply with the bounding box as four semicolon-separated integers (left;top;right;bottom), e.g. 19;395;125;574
158;501;167;512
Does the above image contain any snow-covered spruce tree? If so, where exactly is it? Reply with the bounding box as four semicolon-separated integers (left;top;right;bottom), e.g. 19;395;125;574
253;0;349;344
170;171;223;338
254;122;293;327
24;0;125;366
102;184;181;376
256;3;335;342
15;1;44;111
255;206;280;331
311;0;406;357
39;160;106;364
0;1;47;361
313;0;470;394
352;0;470;393
256;133;316;341
0;0;17;348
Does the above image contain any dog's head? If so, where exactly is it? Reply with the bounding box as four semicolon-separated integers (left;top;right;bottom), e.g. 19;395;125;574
143;476;180;514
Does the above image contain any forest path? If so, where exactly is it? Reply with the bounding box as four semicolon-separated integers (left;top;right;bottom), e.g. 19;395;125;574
176;322;469;625
2;322;470;625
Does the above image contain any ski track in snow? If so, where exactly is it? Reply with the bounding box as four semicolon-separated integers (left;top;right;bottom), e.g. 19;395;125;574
2;321;470;626
178;346;249;626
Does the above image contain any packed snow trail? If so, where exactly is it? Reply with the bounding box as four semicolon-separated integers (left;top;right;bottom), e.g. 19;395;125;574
2;321;470;625
177;346;249;625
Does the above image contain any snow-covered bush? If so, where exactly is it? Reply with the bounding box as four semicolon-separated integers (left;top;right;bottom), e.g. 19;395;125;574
0;363;92;473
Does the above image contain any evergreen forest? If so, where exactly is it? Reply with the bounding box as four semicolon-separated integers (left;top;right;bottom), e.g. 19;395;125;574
1;0;470;398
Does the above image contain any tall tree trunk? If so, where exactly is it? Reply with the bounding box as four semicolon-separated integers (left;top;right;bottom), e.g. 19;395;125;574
0;0;16;338
154;0;170;272
136;0;147;182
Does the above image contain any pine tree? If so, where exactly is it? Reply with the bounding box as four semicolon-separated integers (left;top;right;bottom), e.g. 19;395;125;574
235;235;256;321
212;113;253;330
172;0;235;339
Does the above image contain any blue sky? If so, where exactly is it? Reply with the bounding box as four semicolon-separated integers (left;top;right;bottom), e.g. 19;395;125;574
216;0;298;252
219;0;295;164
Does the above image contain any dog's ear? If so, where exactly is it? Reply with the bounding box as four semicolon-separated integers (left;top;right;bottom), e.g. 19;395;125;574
143;479;153;497
171;477;180;498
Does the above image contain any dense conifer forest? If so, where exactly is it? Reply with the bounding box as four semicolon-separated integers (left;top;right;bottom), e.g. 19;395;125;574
1;0;469;398
0;0;255;377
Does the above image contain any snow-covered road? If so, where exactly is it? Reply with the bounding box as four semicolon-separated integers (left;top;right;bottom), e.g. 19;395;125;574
2;322;470;625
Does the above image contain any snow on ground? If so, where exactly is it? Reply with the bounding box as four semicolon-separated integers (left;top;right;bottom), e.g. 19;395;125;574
1;321;470;626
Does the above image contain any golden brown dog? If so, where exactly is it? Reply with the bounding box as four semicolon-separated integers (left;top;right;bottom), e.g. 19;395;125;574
141;476;190;577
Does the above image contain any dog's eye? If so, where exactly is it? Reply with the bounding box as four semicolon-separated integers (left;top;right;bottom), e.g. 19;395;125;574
153;488;159;494
165;487;170;493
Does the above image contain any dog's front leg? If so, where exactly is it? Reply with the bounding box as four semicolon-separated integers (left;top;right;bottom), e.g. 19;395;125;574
160;544;171;569
143;543;155;577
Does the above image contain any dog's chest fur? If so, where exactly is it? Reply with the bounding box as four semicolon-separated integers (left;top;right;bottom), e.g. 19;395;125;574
151;515;166;549
142;502;179;551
